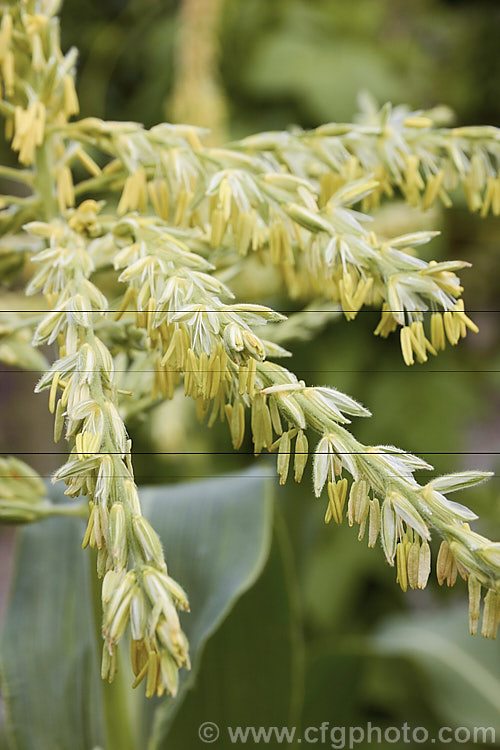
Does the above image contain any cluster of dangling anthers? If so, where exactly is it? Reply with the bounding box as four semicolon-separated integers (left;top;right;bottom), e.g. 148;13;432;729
0;0;500;700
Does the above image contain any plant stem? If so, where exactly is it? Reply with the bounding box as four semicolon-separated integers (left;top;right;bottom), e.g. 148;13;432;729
74;170;126;198
0;164;35;184
34;138;58;220
89;549;137;750
46;500;89;519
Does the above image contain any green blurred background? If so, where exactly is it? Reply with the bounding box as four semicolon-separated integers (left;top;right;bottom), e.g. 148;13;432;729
1;0;500;747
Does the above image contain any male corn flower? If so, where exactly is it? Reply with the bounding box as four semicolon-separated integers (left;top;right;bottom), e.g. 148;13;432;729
1;0;500;699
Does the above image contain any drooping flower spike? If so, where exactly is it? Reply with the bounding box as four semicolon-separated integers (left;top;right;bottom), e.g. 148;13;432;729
1;1;499;702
